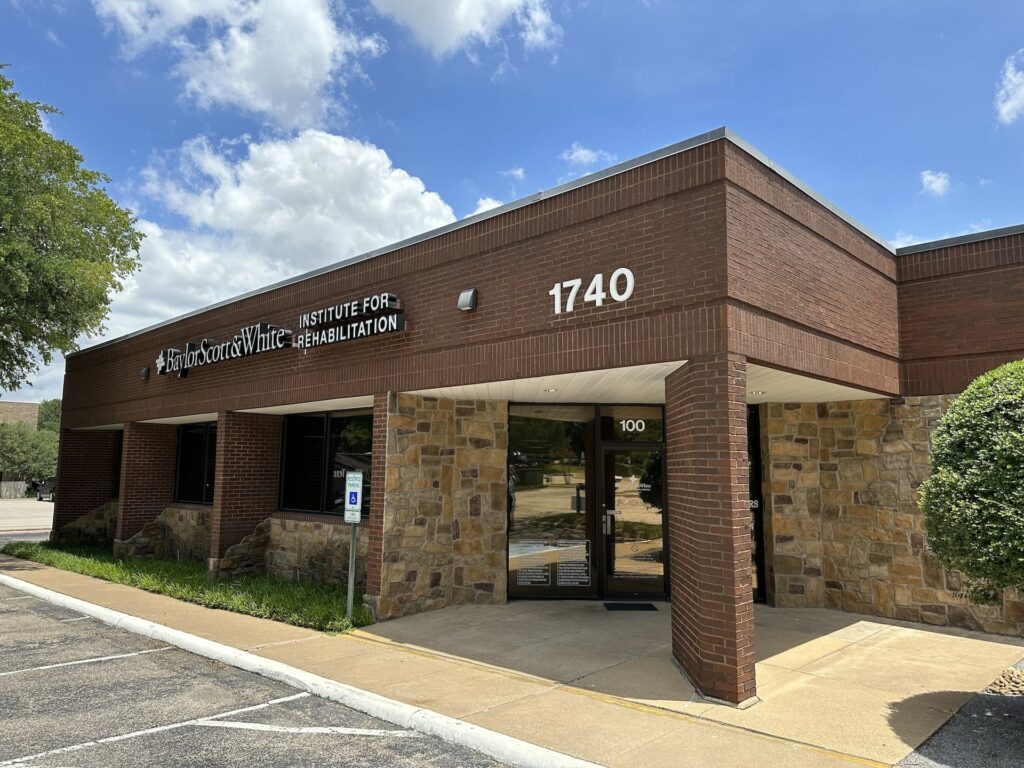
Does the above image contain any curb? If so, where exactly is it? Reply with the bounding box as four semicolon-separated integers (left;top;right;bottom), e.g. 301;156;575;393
0;572;603;768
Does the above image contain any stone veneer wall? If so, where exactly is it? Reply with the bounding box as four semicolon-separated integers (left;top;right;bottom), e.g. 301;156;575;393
266;516;369;584
372;393;508;620
113;504;211;561
213;516;369;585
764;397;1024;636
56;501;119;545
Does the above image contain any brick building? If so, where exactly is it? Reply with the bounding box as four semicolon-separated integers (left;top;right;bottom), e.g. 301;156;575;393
53;128;1024;705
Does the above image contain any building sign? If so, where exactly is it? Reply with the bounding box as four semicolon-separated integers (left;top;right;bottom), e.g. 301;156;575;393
156;322;292;378
295;292;405;350
153;291;405;378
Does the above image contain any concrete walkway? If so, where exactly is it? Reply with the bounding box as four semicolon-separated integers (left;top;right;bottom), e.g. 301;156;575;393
2;554;1021;768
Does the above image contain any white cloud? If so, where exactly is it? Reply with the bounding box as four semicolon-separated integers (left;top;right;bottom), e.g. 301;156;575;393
560;141;616;167
142;130;455;274
0;131;456;402
470;197;503;215
995;49;1024;125
501;166;525;181
370;0;559;57
920;169;951;198
517;0;561;50
92;0;384;129
889;231;920;249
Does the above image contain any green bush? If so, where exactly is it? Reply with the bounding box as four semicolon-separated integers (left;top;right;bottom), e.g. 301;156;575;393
920;360;1024;603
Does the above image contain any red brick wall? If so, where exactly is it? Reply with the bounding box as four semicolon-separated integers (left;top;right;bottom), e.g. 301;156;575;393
116;422;176;541
899;231;1024;395
52;429;121;533
723;144;900;394
364;392;389;598
210;412;282;559
63;143;733;428
664;354;756;704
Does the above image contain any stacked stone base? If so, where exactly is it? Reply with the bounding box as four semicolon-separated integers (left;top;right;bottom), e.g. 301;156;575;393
56;500;119;545
764;396;1024;637
113;505;211;561
211;516;368;589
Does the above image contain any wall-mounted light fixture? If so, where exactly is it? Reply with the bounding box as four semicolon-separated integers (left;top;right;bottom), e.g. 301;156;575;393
139;366;150;381
750;390;766;396
457;288;478;312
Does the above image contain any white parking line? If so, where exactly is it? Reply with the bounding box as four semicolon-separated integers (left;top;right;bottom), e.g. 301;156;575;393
0;692;311;766
195;721;420;737
57;616;92;623
0;647;172;677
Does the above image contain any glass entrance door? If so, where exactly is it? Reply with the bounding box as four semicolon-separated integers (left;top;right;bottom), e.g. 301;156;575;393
601;449;665;597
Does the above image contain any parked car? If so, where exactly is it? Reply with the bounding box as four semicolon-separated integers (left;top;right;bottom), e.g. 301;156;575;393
36;477;56;502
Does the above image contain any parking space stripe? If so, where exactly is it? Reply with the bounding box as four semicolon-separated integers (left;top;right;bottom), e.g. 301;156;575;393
0;692;311;766
195;721;421;737
0;647;172;677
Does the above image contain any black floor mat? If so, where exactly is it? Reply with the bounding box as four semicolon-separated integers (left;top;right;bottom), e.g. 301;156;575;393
603;602;658;611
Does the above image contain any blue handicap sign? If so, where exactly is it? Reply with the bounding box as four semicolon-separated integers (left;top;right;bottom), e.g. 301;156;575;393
348;491;359;505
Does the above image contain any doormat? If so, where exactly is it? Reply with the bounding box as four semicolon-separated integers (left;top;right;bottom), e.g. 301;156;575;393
604;602;657;611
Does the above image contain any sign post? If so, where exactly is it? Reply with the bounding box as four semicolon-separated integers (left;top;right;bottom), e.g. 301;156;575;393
343;471;363;621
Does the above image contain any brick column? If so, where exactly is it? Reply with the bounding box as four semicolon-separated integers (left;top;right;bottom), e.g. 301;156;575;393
363;393;389;604
664;353;756;705
52;429;122;535
116;422;177;541
209;412;282;561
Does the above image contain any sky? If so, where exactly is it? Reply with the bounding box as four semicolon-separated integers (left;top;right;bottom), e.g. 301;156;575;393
1;0;1023;402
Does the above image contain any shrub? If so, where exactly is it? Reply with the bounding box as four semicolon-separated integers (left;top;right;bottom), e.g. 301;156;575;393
920;360;1024;603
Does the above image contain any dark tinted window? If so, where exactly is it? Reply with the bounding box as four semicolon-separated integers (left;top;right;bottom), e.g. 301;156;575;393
112;430;124;498
280;414;327;512
175;423;216;504
280;411;373;516
327;413;373;516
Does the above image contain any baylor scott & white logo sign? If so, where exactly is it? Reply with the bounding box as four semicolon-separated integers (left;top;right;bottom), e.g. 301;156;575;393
155;322;292;378
154;292;406;378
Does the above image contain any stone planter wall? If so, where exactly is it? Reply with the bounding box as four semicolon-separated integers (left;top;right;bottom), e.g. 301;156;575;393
266;516;369;585
113;504;211;561
373;394;508;620
57;500;119;545
763;397;1024;636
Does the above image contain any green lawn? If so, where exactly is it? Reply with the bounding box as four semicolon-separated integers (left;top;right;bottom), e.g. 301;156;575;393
1;541;372;632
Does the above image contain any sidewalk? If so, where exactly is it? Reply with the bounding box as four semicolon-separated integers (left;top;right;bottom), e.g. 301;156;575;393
3;553;1021;768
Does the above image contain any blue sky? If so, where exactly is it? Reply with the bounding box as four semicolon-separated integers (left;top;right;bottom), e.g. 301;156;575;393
2;0;1023;401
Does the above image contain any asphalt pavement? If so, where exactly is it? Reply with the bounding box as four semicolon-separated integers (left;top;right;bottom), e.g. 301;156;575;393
898;662;1024;768
0;581;508;767
0;498;52;544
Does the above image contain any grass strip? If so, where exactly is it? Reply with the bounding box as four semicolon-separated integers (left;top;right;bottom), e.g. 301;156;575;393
1;541;372;632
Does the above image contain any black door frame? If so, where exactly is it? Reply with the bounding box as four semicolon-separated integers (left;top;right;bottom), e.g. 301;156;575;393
597;441;669;600
506;402;669;601
748;405;768;604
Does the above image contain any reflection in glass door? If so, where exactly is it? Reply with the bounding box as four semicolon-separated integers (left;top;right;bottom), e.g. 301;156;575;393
507;406;597;598
602;449;665;597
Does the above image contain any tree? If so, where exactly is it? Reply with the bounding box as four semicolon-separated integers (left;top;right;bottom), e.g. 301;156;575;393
920;360;1024;603
0;422;58;482
0;68;142;391
36;398;61;432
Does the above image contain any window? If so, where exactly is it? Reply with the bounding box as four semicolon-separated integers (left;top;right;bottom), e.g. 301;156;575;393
280;410;373;516
175;423;216;504
112;430;123;498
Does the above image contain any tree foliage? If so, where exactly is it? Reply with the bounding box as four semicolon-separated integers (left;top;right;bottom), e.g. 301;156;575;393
36;398;61;432
0;68;142;391
920;360;1024;603
0;421;57;481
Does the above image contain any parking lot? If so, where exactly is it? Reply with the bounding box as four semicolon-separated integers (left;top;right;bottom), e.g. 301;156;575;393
0;582;507;767
0;498;52;544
